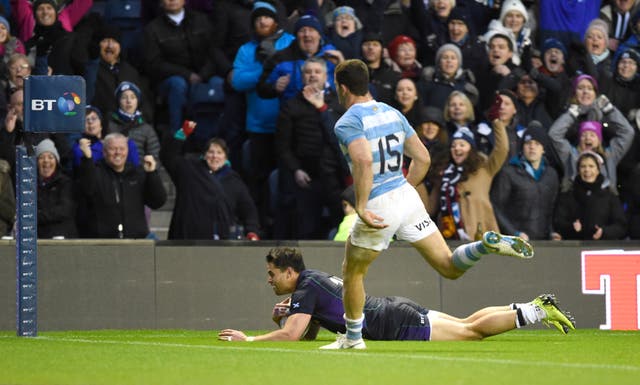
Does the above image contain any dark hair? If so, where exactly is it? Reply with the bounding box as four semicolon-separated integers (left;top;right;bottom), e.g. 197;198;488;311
204;137;229;156
265;247;306;273
335;59;369;96
451;147;483;180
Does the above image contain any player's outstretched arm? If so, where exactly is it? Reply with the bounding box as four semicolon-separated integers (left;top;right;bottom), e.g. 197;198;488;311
218;313;312;342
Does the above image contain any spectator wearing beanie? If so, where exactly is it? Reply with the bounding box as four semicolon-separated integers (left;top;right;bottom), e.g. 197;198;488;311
494;0;532;59
491;121;560;241
108;81;161;163
257;13;341;102
583;18;613;81
530;37;573;119
387;34;422;81
553;150;627;240
326;6;363;59
360;31;400;105
12;0;93;43
601;47;640;118
420;43;479;110
35;138;78;239
444;6;488;79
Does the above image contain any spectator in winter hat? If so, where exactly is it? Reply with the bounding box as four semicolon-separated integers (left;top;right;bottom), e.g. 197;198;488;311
499;0;530;40
257;13;341;101
35;138;78;239
420;43;479;110
109;81;161;162
327;6;363;59
584;18;613;80
387;35;421;81
603;47;640;118
527;37;572;119
444;7;488;80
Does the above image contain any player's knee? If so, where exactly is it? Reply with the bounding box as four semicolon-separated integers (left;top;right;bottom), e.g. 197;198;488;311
441;266;464;280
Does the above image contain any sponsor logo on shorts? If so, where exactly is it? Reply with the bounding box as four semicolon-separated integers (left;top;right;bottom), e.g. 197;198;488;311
414;218;432;232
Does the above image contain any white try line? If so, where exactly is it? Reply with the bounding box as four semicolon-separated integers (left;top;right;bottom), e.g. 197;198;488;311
29;336;640;372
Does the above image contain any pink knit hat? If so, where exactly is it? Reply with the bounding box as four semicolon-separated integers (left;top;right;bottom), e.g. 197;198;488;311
579;120;603;142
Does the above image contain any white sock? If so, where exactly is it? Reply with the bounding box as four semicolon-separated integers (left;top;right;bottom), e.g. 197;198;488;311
515;303;546;328
344;314;364;340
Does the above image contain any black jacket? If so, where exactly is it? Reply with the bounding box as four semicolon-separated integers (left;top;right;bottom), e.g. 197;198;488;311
78;158;166;238
37;171;77;239
160;137;259;240
601;73;640;119
553;175;627;240
143;9;230;82
368;61;401;105
516;98;553;130
276;90;347;178
491;157;559;240
420;68;478;109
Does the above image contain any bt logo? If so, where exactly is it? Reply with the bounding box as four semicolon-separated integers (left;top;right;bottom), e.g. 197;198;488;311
31;92;81;116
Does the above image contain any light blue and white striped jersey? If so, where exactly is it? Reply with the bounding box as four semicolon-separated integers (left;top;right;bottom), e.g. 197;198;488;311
334;100;415;200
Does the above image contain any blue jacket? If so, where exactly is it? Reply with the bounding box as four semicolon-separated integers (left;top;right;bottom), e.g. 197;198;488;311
257;40;338;102
232;30;295;134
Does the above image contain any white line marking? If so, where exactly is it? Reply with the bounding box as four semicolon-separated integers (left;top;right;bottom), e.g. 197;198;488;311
25;336;639;372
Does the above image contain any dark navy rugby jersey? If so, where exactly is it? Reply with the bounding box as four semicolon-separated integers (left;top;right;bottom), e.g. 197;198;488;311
289;270;426;340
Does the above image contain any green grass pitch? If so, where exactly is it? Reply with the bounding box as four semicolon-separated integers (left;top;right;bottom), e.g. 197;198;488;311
1;329;639;385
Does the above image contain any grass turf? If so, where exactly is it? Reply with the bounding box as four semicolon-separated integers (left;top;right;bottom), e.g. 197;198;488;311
0;329;639;385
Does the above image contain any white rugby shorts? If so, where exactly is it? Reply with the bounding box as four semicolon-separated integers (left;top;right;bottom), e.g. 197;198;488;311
350;183;437;251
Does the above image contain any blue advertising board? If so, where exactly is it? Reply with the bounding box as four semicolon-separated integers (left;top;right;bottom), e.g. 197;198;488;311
23;76;86;133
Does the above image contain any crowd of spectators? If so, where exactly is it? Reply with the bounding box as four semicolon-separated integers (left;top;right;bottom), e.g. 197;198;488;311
0;0;640;241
